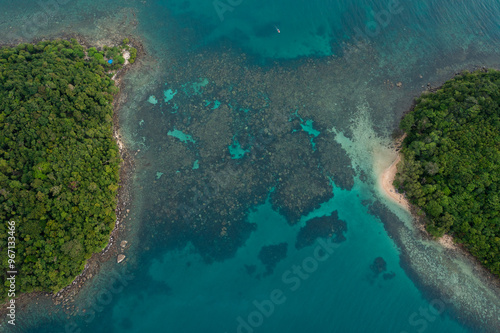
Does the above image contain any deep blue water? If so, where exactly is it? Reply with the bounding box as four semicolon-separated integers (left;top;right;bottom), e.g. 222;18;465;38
1;0;500;332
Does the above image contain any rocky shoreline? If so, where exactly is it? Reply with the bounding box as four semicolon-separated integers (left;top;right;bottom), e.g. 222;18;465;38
0;35;145;316
388;76;500;289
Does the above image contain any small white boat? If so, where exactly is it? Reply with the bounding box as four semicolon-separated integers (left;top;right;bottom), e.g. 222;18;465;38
274;25;281;33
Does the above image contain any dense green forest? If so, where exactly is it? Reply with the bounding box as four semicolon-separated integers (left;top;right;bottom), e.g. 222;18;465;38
0;39;132;296
395;69;500;277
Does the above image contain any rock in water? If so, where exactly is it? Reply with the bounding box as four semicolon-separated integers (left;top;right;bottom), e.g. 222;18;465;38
117;254;126;263
120;240;128;248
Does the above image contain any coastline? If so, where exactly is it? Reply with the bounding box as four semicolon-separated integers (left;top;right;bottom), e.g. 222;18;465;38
53;36;142;306
380;148;457;251
379;134;464;250
379;152;410;212
52;36;146;308
0;35;144;315
380;131;500;286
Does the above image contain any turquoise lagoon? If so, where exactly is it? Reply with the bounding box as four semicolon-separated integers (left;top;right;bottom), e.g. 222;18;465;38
1;0;500;332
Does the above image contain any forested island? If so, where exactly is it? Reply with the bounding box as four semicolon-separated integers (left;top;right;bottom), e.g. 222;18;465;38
0;39;136;298
394;69;500;277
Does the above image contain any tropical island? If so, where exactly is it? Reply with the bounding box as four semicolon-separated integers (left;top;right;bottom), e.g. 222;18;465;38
393;69;500;278
0;38;136;299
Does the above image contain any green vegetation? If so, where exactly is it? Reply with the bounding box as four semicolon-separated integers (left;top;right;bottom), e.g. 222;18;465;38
395;69;500;277
0;39;130;296
129;47;137;64
119;38;137;64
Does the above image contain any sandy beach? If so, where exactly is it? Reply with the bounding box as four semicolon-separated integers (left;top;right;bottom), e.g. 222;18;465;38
379;147;460;251
379;153;410;211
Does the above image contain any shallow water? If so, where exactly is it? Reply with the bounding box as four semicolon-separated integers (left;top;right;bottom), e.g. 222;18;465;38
1;0;500;332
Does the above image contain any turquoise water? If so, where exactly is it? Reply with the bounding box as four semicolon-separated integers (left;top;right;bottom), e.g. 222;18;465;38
167;129;196;144
1;0;500;332
229;137;250;159
90;183;466;333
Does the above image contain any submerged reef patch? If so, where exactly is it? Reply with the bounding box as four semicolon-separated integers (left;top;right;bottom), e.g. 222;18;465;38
370;257;387;275
258;243;288;276
137;45;378;262
295;211;347;249
367;256;396;284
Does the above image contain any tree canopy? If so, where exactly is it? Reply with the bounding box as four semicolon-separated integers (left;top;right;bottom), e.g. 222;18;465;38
395;69;500;277
0;39;125;296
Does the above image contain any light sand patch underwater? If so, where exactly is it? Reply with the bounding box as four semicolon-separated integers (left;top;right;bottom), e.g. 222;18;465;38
330;100;410;218
331;98;500;331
